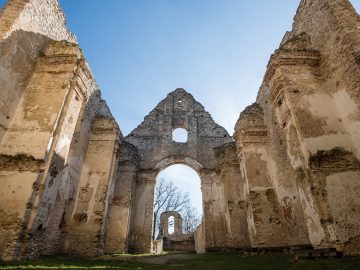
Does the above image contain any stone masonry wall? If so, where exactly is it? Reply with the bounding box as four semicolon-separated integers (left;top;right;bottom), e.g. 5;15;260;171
124;89;243;253
63;117;120;257
104;141;138;254
0;0;74;144
0;0;75;41
0;0;119;260
214;142;251;248
1;0;360;261
0;40;87;259
235;0;360;255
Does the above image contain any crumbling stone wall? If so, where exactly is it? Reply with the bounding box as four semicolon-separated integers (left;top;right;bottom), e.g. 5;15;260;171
234;0;360;255
1;0;360;261
104;141;138;254
158;211;195;252
214;142;251;248
158;211;183;240
0;0;75;142
63;116;120;257
0;0;76;41
234;103;310;249
0;40;89;259
123;89;245;253
0;0;120;260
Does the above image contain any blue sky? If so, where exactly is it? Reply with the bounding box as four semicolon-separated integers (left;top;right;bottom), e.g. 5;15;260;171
54;0;359;213
62;0;295;135
157;164;202;215
1;0;359;213
55;0;359;136
0;0;358;136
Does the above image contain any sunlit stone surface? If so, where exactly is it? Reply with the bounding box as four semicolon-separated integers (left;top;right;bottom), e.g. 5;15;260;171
0;0;360;261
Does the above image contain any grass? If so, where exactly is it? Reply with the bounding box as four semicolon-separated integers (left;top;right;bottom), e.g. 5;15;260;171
0;252;360;269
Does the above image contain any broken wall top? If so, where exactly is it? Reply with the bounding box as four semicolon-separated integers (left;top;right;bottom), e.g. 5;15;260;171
0;0;76;42
256;0;360;105
125;88;233;170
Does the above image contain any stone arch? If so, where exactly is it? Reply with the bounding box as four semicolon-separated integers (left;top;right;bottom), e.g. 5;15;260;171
116;88;245;254
154;155;204;175
105;89;248;255
153;159;203;240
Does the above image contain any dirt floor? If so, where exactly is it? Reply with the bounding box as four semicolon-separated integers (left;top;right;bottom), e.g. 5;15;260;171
99;252;197;265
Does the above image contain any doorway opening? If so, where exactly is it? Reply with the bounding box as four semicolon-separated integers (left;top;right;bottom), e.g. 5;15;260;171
153;164;202;240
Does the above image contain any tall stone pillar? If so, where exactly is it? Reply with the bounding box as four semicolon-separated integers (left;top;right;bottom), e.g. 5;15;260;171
263;43;326;250
0;41;91;260
127;169;159;253
234;103;288;248
263;33;360;252
214;142;251;248
105;142;138;254
200;169;230;250
63;116;120;257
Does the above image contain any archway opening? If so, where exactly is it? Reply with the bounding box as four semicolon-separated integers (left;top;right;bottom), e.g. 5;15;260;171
172;128;188;143
168;216;174;235
153;164;202;240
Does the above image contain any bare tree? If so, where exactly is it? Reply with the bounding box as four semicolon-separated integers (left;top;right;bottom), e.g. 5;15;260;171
153;178;200;239
182;205;201;234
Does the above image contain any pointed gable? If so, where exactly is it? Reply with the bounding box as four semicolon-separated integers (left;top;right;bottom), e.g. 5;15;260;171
125;88;232;169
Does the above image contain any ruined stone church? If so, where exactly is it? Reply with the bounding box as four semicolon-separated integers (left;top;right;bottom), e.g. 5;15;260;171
0;0;360;261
